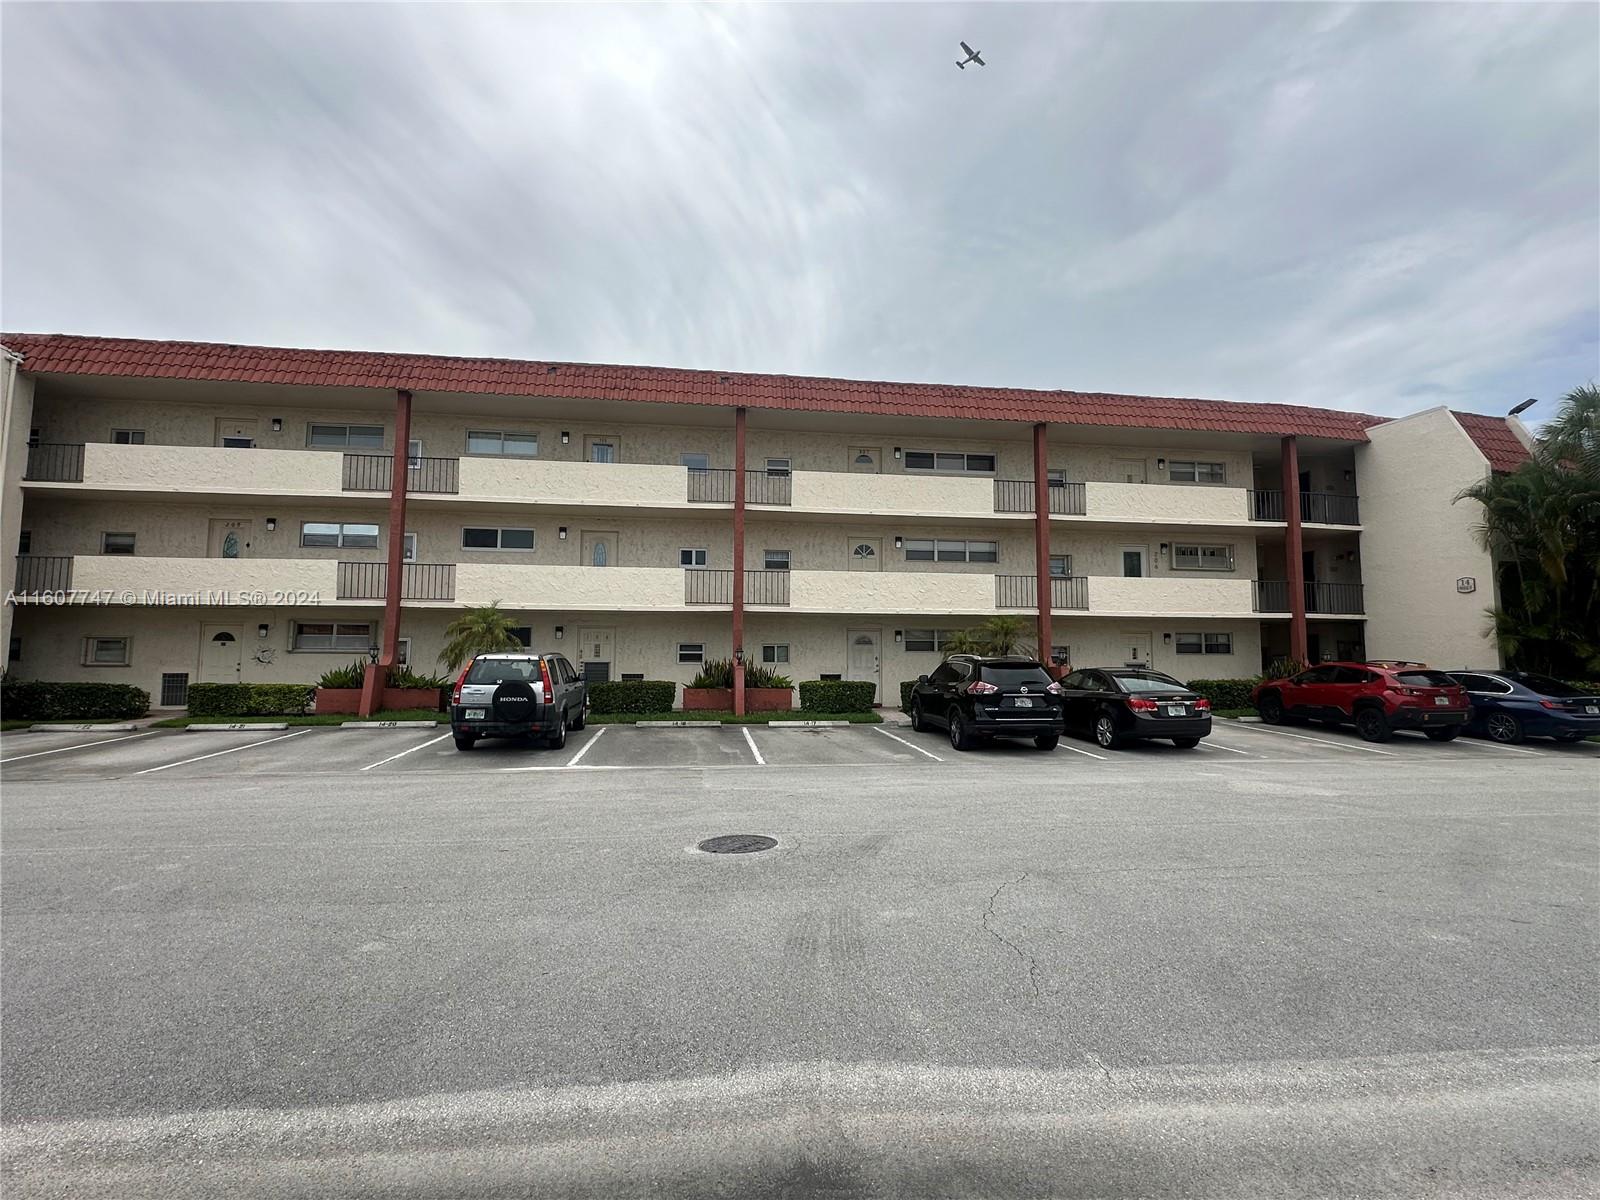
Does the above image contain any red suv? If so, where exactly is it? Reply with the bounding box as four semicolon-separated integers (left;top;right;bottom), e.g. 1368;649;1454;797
1251;660;1470;742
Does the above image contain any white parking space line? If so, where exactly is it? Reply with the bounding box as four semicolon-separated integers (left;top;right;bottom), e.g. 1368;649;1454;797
135;729;310;775
1449;737;1544;757
1196;740;1255;756
1;732;157;764
873;727;945;761
1225;724;1397;756
564;726;606;768
360;732;452;772
741;727;766;766
1053;740;1109;761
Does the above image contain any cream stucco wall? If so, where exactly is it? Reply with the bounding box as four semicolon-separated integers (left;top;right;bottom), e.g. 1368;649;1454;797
1356;408;1498;667
79;443;346;496
1081;481;1250;525
1085;577;1257;617
70;555;339;600
1;361;34;654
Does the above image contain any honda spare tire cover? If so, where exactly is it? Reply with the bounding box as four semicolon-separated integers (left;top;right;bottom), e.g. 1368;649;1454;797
493;679;537;722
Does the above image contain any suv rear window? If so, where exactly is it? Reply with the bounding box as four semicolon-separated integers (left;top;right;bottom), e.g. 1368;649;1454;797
1393;670;1457;688
1115;674;1190;694
465;658;542;685
979;664;1052;688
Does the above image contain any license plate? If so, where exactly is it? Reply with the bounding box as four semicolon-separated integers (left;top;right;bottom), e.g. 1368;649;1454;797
465;708;486;720
1586;705;1599;715
1012;697;1034;708
1164;704;1186;717
1433;696;1449;706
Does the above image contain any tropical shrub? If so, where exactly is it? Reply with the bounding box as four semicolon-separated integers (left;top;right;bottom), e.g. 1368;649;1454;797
186;683;314;717
797;680;877;712
0;679;150;720
438;603;525;670
588;680;677;713
315;660;368;689
690;658;735;689
1182;679;1256;711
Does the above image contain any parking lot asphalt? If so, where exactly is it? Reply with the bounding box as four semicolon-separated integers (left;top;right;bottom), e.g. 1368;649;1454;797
2;719;1597;1198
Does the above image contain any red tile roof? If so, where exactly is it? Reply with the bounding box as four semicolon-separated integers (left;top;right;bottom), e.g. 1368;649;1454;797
1;332;1385;441
1452;410;1532;473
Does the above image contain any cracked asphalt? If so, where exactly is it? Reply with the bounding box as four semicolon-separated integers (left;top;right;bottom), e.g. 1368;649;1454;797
2;726;1597;1197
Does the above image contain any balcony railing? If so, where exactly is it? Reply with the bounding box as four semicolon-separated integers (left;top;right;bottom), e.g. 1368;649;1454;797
12;555;73;594
1254;580;1365;614
24;443;84;483
336;561;456;601
994;574;1089;610
341;454;460;494
1248;490;1360;525
685;469;793;505
993;480;1088;516
683;568;792;606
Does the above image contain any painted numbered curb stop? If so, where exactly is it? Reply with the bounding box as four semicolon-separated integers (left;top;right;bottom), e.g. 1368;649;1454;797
185;723;289;732
339;721;445;729
28;723;139;732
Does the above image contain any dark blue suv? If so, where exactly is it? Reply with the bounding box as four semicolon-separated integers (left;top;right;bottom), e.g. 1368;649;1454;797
1445;670;1600;744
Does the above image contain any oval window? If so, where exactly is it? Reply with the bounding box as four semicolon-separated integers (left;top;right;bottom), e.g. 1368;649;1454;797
592;541;608;567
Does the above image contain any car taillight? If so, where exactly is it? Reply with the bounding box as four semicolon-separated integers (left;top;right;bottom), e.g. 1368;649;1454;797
1046;681;1063;695
451;663;471;705
540;658;555;701
1539;699;1561;709
1194;697;1211;710
1393;686;1417;696
1128;697;1158;712
966;680;999;695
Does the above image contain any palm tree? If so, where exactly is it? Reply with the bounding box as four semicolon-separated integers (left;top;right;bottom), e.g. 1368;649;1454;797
1457;384;1600;676
976;615;1032;656
940;629;987;658
437;603;524;670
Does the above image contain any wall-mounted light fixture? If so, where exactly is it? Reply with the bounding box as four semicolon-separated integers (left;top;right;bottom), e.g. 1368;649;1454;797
1156;457;1167;470
270;418;283;432
893;535;903;549
1159;542;1170;553
265;518;278;532
367;643;381;664
892;447;902;460
733;647;744;665
1162;632;1172;643
561;431;571;445
558;526;568;540
1344;469;1355;482
258;623;270;639
894;630;902;643
554;625;564;639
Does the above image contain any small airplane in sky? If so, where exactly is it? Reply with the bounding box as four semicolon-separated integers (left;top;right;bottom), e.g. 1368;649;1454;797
957;41;985;69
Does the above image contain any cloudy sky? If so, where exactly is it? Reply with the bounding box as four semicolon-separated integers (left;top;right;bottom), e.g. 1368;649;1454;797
3;2;1596;419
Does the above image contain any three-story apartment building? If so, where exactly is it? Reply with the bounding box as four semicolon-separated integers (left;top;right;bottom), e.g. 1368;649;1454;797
0;335;1532;710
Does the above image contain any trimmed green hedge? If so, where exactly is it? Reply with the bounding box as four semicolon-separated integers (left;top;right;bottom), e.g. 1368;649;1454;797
185;683;314;717
900;680;918;712
798;679;876;713
1182;678;1256;710
588;679;677;714
0;680;150;720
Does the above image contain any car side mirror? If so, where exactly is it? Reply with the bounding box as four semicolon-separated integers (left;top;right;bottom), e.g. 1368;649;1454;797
916;674;929;684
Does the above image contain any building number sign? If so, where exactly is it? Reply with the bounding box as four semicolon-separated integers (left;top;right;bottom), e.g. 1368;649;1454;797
1456;577;1476;594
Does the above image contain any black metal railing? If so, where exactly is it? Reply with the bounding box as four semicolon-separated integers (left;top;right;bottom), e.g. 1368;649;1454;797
745;470;792;506
24;443;84;482
12;555;73;594
1301;491;1361;525
340;454;459;494
994;574;1089;610
1253;580;1365;614
1308;581;1364;613
993;479;1087;516
1248;489;1359;525
685;468;793;505
1249;490;1285;521
683;568;791;606
336;561;456;601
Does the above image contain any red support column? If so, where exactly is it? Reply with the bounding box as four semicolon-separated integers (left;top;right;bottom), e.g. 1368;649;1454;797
1281;434;1308;665
360;388;413;717
732;406;747;716
1031;422;1054;670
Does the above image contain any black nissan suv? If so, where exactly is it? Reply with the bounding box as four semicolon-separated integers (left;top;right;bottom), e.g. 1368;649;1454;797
908;655;1064;751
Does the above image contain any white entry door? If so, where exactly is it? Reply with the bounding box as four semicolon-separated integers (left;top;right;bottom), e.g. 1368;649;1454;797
845;629;880;701
849;447;881;473
1120;631;1153;668
200;624;243;683
208;518;252;558
581;531;619;567
848;538;882;571
215;418;257;448
577;627;615;684
1113;458;1147;484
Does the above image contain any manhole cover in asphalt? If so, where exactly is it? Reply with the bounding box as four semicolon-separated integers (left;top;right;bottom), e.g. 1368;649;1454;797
697;834;778;854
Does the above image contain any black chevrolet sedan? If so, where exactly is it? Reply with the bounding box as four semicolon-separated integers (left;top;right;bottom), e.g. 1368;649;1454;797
1056;668;1212;749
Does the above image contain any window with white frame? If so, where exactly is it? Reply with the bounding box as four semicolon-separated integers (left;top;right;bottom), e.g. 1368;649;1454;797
301;521;380;549
462;527;535;550
407;439;423;469
764;549;791;571
308;423;384;449
402;532;418;562
1172;543;1235;571
293;621;374;652
1048;554;1072;577
112;429;146;445
904;538;998;563
83;636;130;665
1046;469;1068;486
466;430;539;457
1175;631;1234;655
765;457;791;477
1168;460;1226;484
903;628;964;652
762;644;790;664
678;643;705;664
680;548;709;567
101;532;136;555
903;449;997;473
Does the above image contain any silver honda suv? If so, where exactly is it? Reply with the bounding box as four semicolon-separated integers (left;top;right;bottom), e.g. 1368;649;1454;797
450;652;588;751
